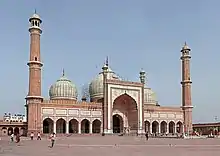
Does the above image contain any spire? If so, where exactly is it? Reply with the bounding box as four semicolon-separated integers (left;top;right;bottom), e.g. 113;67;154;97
106;56;109;66
34;9;37;14
62;68;65;76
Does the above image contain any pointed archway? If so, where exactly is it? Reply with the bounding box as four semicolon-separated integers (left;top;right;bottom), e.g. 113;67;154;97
113;93;138;134
81;119;90;133
92;119;101;133
8;127;13;135
144;120;150;133
176;121;183;133
152;121;159;134
113;114;123;133
169;121;175;134
43;118;54;134
160;121;167;134
14;127;19;135
69;119;79;133
56;118;66;133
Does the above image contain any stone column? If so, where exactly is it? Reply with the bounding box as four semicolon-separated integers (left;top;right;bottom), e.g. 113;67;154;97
166;123;169;134
150;123;152;134
158;123;161;134
174;123;177;134
90;122;93;134
78;122;81;134
53;122;56;134
66;121;69;134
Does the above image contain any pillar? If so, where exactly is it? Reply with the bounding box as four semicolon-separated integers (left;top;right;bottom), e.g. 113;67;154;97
158;123;161;134
90;122;93;134
166;123;169;134
150;123;152;134
78;122;81;134
66;121;69;134
53;122;56;134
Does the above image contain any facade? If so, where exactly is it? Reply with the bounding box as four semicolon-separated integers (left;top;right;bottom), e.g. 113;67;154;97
2;12;194;136
0;113;27;136
193;123;220;135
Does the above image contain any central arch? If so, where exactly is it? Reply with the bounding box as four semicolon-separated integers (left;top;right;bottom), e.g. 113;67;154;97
113;93;138;134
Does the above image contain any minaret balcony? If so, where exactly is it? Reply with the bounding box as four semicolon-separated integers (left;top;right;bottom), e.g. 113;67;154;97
27;61;43;67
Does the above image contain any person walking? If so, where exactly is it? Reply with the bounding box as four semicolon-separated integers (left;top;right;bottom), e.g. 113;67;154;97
37;132;41;140
50;132;56;148
145;131;149;141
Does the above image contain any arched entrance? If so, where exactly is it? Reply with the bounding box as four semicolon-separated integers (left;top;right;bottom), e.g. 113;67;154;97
43;118;54;134
81;119;90;133
8;127;13;135
14;127;19;135
92;119;101;133
160;121;167;134
113;114;123;133
69;119;78;133
56;118;66;133
113;93;138;134
152;121;159;134
1;127;7;136
169;121;175;134
144;120;150;133
176;121;183;133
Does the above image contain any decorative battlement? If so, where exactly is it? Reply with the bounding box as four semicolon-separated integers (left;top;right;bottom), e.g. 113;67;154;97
106;79;143;87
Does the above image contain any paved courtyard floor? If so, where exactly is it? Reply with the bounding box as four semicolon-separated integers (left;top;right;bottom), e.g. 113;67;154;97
1;135;220;156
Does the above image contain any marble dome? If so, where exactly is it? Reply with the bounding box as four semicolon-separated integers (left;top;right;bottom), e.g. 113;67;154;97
89;66;121;100
49;73;78;100
144;88;157;105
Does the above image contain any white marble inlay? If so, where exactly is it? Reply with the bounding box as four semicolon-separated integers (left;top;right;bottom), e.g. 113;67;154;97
55;109;67;115
91;111;102;116
68;109;79;115
168;114;175;118
81;110;91;116
42;108;54;115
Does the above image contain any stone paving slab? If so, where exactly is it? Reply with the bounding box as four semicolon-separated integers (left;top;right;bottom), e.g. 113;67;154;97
1;136;220;156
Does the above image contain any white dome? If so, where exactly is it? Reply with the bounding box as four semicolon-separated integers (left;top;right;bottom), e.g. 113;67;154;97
49;75;78;100
144;88;157;105
89;66;121;100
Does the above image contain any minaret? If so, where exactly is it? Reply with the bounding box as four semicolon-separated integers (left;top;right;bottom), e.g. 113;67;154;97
139;69;146;134
102;63;108;135
180;42;193;134
139;69;146;84
25;11;43;134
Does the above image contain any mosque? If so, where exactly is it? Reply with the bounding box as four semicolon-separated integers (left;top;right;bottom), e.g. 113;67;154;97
25;12;193;136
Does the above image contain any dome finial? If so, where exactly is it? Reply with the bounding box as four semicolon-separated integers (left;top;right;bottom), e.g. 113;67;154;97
62;68;65;76
34;8;37;14
106;56;109;66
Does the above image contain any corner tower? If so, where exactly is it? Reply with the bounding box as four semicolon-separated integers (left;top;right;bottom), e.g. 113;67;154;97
180;42;193;134
25;11;43;134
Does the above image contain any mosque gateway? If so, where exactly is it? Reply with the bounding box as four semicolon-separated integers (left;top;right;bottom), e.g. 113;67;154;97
22;12;193;136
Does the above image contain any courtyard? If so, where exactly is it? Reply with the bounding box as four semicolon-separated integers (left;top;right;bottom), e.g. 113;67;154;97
1;135;220;156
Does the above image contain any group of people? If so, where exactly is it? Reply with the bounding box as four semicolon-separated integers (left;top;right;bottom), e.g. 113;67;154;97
30;132;42;140
10;131;56;148
30;132;56;148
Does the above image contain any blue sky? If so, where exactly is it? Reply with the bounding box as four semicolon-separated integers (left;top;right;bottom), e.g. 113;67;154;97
0;0;219;123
